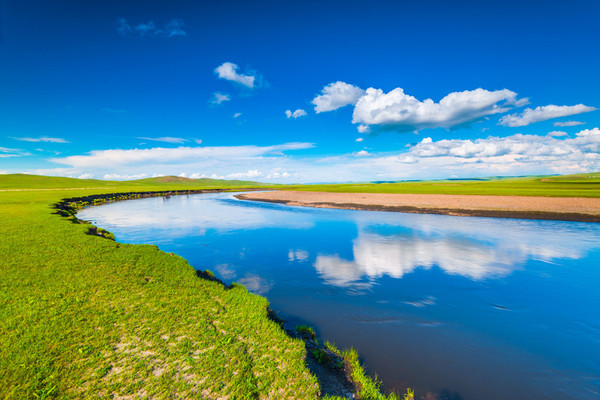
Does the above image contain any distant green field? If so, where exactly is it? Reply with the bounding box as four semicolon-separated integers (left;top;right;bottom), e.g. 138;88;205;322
0;173;267;190
0;174;409;399
284;173;600;198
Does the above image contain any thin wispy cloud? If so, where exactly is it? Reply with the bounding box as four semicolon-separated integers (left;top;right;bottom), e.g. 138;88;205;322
554;120;586;127
313;81;365;113
547;131;568;137
0;147;31;157
164;20;186;37
352;88;528;133
52;142;314;169
500;104;596;127
233;113;242;118
138;137;188;144
12;137;69;143
117;18;186;37
211;92;231;105
285;109;307;119
214;62;259;88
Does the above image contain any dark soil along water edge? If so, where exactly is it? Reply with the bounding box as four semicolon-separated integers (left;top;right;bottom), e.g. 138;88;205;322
235;191;600;222
78;192;600;400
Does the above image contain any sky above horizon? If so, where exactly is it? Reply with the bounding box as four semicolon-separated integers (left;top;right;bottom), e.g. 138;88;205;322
1;0;600;183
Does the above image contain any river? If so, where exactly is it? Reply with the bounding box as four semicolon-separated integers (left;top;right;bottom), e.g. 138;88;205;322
78;192;600;399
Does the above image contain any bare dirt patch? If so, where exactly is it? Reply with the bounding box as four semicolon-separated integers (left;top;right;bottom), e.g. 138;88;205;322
236;191;600;222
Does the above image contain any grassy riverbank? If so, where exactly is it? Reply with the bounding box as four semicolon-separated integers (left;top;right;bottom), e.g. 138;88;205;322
283;173;600;197
0;174;404;399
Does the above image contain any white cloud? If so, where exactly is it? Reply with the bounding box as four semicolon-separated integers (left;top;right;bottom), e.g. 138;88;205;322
233;112;242;118
211;92;231;105
384;128;600;178
78;173;94;179
355;150;370;157
289;250;309;262
194;139;202;145
28;129;600;184
554;120;586;127
353;87;527;133
547;131;568;137
312;81;365;113
214;62;256;88
224;169;262;179
285;109;307;119
12;137;69;143
266;170;294;179
138;137;188;144
103;173;149;180
117;18;186;37
500;104;596;127
52;143;314;169
0;146;31;157
355;138;364;142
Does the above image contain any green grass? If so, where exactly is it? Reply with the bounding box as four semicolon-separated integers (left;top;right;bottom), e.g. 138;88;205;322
325;343;413;400
282;173;600;197
0;173;407;399
0;175;315;399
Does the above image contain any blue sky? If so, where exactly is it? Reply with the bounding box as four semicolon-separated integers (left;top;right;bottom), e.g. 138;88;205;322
1;0;599;182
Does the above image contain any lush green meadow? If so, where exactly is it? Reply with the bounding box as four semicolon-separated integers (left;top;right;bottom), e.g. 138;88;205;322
0;174;395;399
284;173;600;197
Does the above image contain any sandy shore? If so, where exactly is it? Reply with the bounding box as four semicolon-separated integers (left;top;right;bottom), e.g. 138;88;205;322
235;191;600;222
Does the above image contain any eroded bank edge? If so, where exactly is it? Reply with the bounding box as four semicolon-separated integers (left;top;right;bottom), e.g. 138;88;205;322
234;194;600;223
53;189;410;399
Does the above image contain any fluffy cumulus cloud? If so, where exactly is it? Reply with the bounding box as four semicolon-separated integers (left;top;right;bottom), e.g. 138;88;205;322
117;18;186;37
391;128;600;176
500;104;596;127
233;112;242;119
312;81;366;113
285;109;307;119
12;136;69;143
214;62;256;88
211;92;231;105
353;88;527;133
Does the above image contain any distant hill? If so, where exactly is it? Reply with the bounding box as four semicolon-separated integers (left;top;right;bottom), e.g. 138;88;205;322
537;172;600;182
0;174;269;190
132;176;267;187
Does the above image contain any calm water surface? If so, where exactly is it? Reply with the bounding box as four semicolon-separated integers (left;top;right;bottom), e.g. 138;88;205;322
78;192;600;400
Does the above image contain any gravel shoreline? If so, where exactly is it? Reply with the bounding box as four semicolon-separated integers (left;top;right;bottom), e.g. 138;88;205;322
236;191;600;223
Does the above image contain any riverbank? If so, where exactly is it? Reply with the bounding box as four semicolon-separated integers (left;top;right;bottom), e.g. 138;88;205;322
235;191;600;222
0;175;408;399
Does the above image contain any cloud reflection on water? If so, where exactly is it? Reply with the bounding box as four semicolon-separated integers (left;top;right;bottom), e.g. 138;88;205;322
314;215;595;288
79;194;313;238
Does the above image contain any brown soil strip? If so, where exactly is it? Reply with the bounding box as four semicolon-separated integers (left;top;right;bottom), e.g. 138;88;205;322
235;191;600;223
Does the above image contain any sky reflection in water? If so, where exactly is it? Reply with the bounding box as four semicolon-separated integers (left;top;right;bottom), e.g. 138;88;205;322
79;193;600;400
